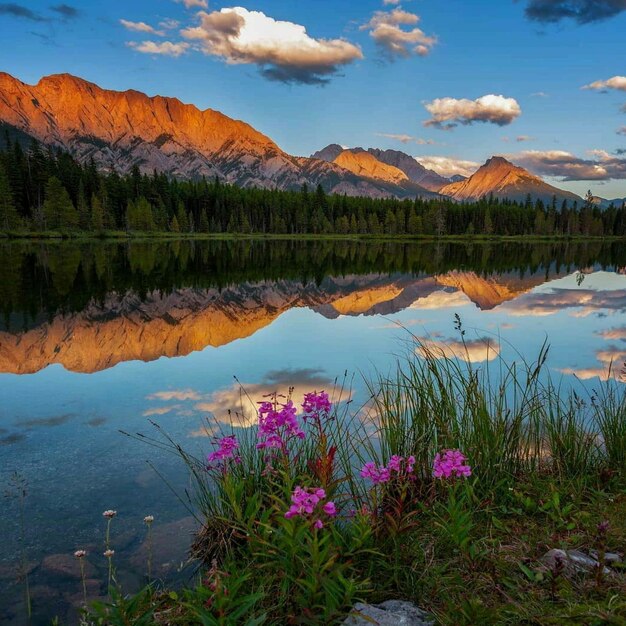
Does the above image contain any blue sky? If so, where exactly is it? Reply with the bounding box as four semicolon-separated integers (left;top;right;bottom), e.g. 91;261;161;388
1;0;625;197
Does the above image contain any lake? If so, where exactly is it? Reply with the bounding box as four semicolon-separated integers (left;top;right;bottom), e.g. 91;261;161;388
1;238;626;624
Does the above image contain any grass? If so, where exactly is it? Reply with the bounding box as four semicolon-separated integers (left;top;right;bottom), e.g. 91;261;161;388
1;228;625;244
83;339;626;624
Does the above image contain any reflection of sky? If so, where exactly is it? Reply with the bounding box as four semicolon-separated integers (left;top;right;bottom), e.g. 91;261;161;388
1;268;626;606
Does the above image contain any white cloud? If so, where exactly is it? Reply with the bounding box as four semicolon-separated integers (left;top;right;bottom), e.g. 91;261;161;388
531;91;549;97
147;389;202;401
159;18;180;30
416;336;501;363
505;149;626;181
176;0;209;8
375;132;414;143
516;135;534;142
383;0;402;4
181;7;362;84
582;76;626;92
120;19;165;36
375;133;437;145
361;8;436;59
413;156;480;178
128;40;190;57
424;94;522;129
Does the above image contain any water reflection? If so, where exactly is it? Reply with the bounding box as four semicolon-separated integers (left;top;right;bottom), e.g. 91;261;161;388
1;238;625;624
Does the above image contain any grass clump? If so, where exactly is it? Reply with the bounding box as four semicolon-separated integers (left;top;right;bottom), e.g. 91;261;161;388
90;341;626;625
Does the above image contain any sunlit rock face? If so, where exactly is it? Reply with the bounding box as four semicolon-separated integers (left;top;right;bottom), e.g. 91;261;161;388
0;270;564;375
439;156;581;204
0;72;427;198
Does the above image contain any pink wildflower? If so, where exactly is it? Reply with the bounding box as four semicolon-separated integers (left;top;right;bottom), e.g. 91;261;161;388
360;461;391;484
284;486;337;529
207;435;241;468
432;449;472;480
256;400;305;451
301;391;332;422
360;455;415;484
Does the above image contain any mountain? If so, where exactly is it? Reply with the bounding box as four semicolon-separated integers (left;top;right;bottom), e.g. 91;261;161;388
0;72;425;199
592;196;626;210
312;145;451;192
332;150;409;185
439;156;582;204
366;149;452;191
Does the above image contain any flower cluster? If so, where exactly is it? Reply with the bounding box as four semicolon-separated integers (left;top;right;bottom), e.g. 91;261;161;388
74;550;86;559
285;486;337;529
360;454;415;485
432;449;472;479
301;391;332;422
256;400;304;450
102;510;117;519
207;435;241;468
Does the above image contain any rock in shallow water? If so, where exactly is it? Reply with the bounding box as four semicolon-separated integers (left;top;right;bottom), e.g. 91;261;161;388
343;600;434;625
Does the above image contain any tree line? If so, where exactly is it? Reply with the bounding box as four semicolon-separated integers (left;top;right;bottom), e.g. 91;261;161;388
1;137;625;237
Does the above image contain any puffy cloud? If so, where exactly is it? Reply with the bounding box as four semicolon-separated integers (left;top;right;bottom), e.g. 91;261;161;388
159;18;180;30
524;0;626;23
128;40;190;57
181;7;363;84
176;0;208;8
598;327;626;341
409;289;472;309
413;156;480;178
423;94;522;129
416;336;501;363
582;76;626;92
191;368;338;431
506;149;626;181
120;19;165;36
147;389;202;401
560;347;626;381
142;405;182;417
502;285;626;318
361;8;437;59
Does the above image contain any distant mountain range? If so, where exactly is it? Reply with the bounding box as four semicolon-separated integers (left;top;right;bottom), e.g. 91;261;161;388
0;71;595;205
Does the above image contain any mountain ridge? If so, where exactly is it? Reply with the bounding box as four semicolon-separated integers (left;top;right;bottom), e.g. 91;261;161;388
439;156;582;204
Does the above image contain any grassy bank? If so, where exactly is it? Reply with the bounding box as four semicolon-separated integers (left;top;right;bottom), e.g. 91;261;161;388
77;343;626;625
1;229;626;244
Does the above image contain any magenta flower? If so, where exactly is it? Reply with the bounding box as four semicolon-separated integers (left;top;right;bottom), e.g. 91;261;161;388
360;461;391;484
360;455;416;485
207;435;241;469
302;391;332;422
284;486;337;529
256;400;305;451
433;449;472;480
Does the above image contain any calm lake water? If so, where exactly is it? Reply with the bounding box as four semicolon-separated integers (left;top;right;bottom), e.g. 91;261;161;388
1;238;626;623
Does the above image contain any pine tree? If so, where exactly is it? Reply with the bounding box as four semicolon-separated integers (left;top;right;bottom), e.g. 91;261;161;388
43;176;78;230
170;214;180;232
91;194;104;231
77;180;90;230
0;163;19;230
